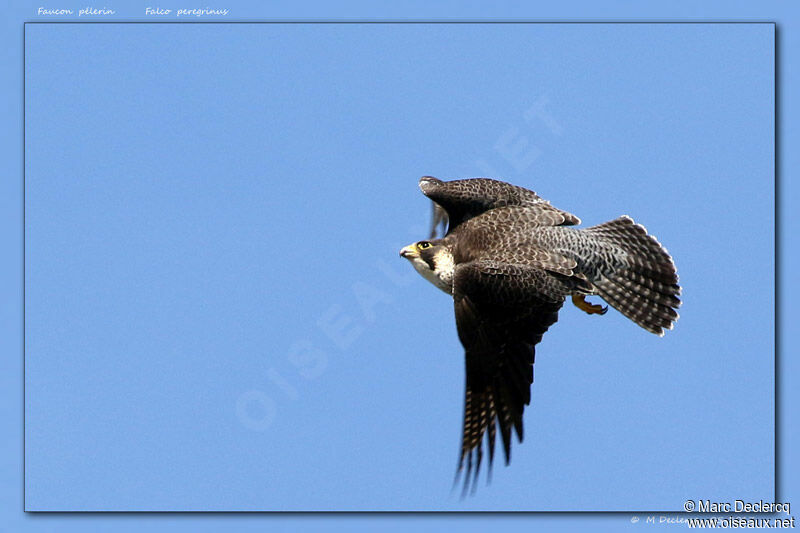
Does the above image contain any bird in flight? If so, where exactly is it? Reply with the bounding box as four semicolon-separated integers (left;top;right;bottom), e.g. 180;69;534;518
399;177;680;492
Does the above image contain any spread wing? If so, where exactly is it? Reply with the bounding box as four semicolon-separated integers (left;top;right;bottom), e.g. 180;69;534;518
420;176;580;238
452;260;569;493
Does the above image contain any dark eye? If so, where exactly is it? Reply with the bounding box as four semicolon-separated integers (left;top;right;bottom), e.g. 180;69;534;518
418;241;432;250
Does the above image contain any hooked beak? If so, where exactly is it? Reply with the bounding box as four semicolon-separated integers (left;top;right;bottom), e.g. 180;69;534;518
399;245;417;259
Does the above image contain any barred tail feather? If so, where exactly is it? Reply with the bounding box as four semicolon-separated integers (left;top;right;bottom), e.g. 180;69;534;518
587;216;681;336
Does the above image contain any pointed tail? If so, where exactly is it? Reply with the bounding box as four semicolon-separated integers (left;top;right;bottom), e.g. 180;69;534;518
585;216;681;336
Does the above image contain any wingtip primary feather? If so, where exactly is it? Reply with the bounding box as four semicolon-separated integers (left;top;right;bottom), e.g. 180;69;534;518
419;176;442;194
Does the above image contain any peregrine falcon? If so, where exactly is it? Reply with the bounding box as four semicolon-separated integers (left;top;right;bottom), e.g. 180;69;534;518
399;177;680;491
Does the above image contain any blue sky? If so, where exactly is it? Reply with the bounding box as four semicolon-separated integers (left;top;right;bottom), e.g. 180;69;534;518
23;22;773;512
2;1;796;531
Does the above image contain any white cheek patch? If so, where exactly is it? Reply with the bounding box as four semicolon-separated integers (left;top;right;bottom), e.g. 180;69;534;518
435;252;455;277
411;257;434;279
410;256;452;294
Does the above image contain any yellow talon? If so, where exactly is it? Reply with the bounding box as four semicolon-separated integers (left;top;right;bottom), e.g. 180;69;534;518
572;294;608;316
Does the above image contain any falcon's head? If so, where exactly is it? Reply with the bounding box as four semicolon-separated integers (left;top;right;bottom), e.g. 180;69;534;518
399;240;454;294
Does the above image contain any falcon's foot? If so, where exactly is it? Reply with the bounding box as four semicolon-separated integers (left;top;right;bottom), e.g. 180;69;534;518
571;294;608;315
